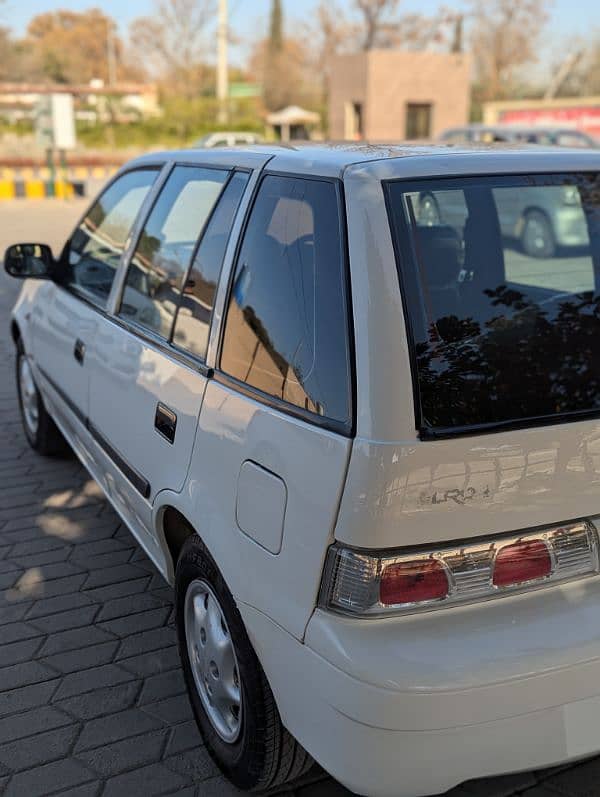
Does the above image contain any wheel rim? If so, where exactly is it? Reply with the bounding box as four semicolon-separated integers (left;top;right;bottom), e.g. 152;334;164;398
524;215;550;255
19;356;39;437
184;579;242;743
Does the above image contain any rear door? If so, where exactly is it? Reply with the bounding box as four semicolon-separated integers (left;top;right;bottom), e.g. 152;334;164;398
32;168;158;445
88;165;250;535
187;174;355;637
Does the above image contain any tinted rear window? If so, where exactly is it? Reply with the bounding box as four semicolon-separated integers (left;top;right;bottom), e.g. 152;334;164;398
386;172;600;435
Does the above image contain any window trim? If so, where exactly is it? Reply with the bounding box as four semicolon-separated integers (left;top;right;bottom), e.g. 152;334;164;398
383;170;600;440
215;170;356;438
114;162;234;344
56;164;164;312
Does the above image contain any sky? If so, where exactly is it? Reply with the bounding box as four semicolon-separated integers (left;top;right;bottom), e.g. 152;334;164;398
2;0;599;70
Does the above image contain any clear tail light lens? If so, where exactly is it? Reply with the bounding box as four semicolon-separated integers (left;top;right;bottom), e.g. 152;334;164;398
320;520;599;617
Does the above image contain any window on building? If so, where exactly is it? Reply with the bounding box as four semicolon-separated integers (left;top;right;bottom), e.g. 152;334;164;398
405;103;432;140
344;101;364;140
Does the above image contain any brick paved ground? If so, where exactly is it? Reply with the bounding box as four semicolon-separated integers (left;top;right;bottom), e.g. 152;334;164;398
0;200;597;797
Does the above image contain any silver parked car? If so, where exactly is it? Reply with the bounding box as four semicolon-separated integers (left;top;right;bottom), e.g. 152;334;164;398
192;131;263;148
417;172;589;257
440;124;598;149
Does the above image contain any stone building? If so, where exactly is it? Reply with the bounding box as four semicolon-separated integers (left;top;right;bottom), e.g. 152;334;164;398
328;50;471;142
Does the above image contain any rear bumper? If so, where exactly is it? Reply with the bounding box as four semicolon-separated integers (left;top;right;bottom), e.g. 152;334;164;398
239;576;600;796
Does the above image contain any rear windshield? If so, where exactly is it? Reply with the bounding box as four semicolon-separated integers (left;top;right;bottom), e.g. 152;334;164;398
385;172;600;435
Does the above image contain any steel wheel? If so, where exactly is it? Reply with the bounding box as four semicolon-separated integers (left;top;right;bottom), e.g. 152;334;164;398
18;355;39;437
184;578;242;743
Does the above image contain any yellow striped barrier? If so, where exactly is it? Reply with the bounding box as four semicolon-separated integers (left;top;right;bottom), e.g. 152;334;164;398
0;165;119;199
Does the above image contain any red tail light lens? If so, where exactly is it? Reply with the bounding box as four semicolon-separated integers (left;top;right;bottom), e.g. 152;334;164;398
492;539;552;587
380;559;449;605
321;520;599;617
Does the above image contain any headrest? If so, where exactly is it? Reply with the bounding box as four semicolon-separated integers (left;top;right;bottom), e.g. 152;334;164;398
414;225;461;290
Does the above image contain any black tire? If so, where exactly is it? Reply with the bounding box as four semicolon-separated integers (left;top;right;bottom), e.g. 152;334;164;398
15;339;69;456
521;209;556;259
175;535;313;792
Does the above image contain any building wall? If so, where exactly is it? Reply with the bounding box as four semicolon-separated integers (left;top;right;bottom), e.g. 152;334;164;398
328;50;471;141
328;53;368;140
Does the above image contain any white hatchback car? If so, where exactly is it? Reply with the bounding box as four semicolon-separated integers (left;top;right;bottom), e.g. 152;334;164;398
6;144;600;797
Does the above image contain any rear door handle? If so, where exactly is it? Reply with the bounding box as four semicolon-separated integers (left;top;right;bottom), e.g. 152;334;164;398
154;402;177;444
74;338;86;365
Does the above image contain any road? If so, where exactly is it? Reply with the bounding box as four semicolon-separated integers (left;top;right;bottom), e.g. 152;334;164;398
0;199;590;796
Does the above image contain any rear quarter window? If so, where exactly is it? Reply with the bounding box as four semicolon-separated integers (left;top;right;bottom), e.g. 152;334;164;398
220;174;353;433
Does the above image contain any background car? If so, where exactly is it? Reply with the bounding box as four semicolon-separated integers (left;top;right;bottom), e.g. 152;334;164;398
416;175;589;257
192;131;263;148
440;124;598;148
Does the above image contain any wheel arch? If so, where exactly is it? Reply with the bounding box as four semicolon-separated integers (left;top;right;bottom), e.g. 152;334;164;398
156;503;197;583
10;319;21;345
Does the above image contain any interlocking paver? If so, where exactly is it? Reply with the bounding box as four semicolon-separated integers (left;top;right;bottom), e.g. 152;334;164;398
0;724;80;772
101;762;191;796
0;681;60;719
38;624;116;656
52;664;136;701
0;635;43;667
42;640;120;674
76;730;168;778
0;659;59;691
1;204;598;797
0;705;72;744
55;681;143;721
3;758;96;797
99;606;172;638
74;707;166;753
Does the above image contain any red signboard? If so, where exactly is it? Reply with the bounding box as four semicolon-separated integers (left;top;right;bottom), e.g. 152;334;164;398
499;105;600;138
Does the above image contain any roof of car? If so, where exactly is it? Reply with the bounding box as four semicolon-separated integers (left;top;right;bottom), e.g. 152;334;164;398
125;141;600;180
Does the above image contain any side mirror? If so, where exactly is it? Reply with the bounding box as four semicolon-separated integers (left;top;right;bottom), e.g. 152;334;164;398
4;243;55;279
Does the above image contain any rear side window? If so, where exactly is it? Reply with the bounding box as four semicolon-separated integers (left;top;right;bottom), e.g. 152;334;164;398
220;175;352;431
171;171;249;360
386;172;600;434
119;165;228;338
61;169;157;308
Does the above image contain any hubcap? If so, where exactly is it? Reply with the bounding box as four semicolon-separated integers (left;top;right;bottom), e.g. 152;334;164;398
19;356;39;436
184;579;242;743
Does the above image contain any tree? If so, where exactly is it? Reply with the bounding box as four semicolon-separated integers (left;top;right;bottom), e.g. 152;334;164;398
269;0;283;53
26;9;137;84
468;0;550;101
257;0;314;112
298;1;354;107
352;0;401;50
554;36;600;97
130;0;215;98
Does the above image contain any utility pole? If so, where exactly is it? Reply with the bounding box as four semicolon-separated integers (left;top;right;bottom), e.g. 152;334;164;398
107;21;117;87
217;0;229;125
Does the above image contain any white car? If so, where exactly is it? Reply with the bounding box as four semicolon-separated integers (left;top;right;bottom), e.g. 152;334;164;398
6;144;600;797
192;131;263;148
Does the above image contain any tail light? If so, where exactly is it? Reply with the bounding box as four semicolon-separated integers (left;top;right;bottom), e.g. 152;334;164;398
320;520;599;617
